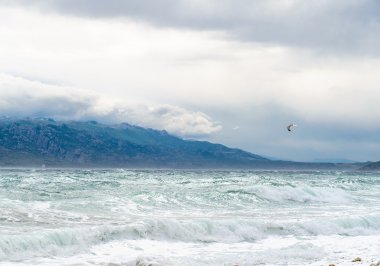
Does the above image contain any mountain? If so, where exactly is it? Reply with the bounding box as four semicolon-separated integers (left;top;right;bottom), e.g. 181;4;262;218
0;118;268;168
358;161;379;171
0;118;365;169
311;158;358;163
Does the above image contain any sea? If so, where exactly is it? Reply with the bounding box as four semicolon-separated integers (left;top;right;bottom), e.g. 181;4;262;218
0;169;379;266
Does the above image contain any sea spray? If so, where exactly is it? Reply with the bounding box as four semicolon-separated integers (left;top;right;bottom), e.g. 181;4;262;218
0;169;379;265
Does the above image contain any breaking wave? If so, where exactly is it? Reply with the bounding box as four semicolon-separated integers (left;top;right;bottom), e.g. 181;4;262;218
1;214;380;260
227;184;353;204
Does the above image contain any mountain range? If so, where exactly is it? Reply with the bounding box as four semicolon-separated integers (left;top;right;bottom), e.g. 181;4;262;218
0;117;367;169
358;161;380;171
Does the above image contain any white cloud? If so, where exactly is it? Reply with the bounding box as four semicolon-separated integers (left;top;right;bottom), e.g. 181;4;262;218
1;5;380;160
1;5;379;129
2;0;380;55
0;73;221;137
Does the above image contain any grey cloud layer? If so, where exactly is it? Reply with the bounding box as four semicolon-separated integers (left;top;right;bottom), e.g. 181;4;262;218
0;74;221;138
2;0;380;54
1;1;380;161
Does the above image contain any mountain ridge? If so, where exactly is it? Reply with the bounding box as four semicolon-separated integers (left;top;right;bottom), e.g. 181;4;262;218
0;118;267;168
0;118;365;170
358;161;380;171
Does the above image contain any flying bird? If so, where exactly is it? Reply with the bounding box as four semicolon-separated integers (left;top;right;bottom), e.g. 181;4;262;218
287;124;297;132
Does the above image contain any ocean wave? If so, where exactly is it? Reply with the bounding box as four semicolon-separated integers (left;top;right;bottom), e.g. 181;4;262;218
237;184;353;204
1;214;380;260
300;215;380;236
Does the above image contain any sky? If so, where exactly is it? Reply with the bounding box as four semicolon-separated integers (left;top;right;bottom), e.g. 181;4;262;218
0;0;380;162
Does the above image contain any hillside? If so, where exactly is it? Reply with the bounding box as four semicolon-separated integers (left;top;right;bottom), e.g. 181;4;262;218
358;161;380;171
0;118;269;168
0;118;365;169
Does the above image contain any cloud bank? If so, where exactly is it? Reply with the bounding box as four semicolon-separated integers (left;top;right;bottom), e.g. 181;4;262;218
2;0;380;55
0;74;221;138
1;2;380;161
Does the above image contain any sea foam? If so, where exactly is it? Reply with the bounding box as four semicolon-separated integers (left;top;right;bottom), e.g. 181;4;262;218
0;169;379;265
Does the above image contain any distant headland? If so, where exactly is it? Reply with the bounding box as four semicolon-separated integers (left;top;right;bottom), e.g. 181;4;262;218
0;117;368;170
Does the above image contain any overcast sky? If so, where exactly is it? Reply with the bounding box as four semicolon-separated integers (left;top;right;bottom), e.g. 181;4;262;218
1;0;380;162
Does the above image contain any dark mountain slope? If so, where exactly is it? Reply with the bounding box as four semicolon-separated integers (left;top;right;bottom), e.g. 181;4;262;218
0;118;366;169
0;118;267;167
358;161;380;171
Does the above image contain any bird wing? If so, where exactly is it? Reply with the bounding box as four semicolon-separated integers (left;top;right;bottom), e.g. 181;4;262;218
287;124;297;131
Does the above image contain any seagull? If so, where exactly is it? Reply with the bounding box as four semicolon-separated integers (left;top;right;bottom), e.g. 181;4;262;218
287;123;297;132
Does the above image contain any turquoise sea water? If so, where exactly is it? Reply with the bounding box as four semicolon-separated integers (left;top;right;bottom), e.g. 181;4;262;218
0;169;379;265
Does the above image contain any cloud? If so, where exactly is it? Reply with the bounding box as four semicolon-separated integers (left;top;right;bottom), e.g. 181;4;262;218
2;0;380;55
0;73;221;138
207;104;380;162
1;4;380;161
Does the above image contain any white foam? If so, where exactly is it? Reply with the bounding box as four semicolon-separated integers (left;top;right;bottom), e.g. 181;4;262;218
4;234;379;266
245;184;353;204
0;169;379;265
1;214;380;261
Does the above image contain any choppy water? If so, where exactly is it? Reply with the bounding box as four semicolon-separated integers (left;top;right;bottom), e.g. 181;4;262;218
0;169;379;265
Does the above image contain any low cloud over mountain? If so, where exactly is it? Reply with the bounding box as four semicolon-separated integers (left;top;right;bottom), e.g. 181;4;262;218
0;74;221;138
